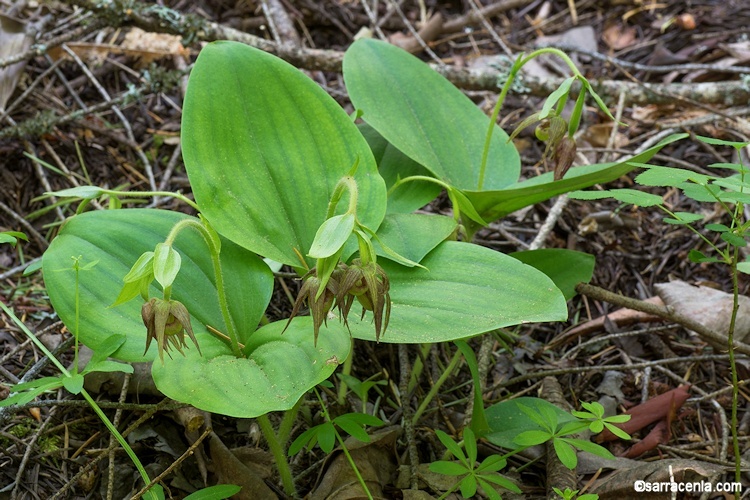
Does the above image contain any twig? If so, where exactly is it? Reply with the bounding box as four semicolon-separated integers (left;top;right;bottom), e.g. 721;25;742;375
11;405;60;500
497;354;740;388
575;283;750;356
60;44;157;193
398;344;419;490
131;427;213;500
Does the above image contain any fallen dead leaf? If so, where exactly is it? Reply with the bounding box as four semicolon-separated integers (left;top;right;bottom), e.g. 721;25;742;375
0;14;34;111
655;280;750;345
595;385;690;445
310;426;400;500
589;458;725;498
602;23;637;51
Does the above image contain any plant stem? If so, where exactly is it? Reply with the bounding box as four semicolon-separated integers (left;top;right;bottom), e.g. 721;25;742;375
728;247;742;483
477;48;581;191
412;347;462;424
82;389;160;500
257;413;296;496
337;346;354;406
334;428;373;500
326;176;359;218
165;219;243;357
99;188;200;211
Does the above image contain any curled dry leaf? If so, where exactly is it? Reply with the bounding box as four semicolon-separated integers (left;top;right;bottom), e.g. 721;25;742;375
595;385;690;444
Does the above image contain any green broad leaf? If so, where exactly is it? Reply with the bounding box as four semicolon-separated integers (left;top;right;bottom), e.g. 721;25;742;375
464;428;478;464
344;38;520;191
435;430;468;464
154;317;350;418
707;162;749;173
510;249;594;301
540;77;575;119
23;259;42;275
580;401;604;417
347;242;566;343
564;437;615;459
581;80;618;122
153;243;181;290
0;234;18;246
588;420;604;433
716;191;750;204
713;176;750;192
460;474;479;499
62;374;84;395
677;182;721;203
572;188;664;207
122;252;155;283
0;231;26;246
43;209;274;362
721;232;747;247
553;438;578;469
464;133;687;221
695;135;750;149
0;377;63;407
604;414;631;424
737;262;750;274
475;454;506;473
372;214;456;266
308;214;356;259
448;188;487;226
317;421;337;453
513;430;552;447
478;474;521;494
183;485;242;500
485;397;576;449
603;421;632;440
663;212;704;225
705;223;730;232
557;420;589;436
477;482;502;500
358;123;442;214
182;41;386;268
334;413;380;443
429;461;469;476
46;186;104;199
635;166;710;187
83;360;134;374
89;334;127;364
334;412;385;427
688;250;721;264
288;425;322;455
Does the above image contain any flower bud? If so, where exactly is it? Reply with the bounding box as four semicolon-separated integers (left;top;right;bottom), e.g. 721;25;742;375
553;136;577;181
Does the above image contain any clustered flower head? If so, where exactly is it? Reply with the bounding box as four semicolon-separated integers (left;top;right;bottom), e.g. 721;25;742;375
284;260;391;345
142;298;202;363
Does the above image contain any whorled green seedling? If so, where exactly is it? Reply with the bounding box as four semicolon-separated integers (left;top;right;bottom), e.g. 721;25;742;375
429;428;521;500
570;134;750;482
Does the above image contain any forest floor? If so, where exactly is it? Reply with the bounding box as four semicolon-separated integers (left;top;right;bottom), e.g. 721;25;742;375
2;0;750;499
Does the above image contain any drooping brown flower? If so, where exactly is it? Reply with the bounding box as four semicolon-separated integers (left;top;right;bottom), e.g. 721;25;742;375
336;259;391;342
282;269;339;346
553;136;577;181
142;298;202;363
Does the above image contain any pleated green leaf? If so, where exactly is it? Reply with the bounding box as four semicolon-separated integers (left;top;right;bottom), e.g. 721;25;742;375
344;39;520;191
42;209;273;361
346;241;567;343
152;317;350;418
183;41;386;267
